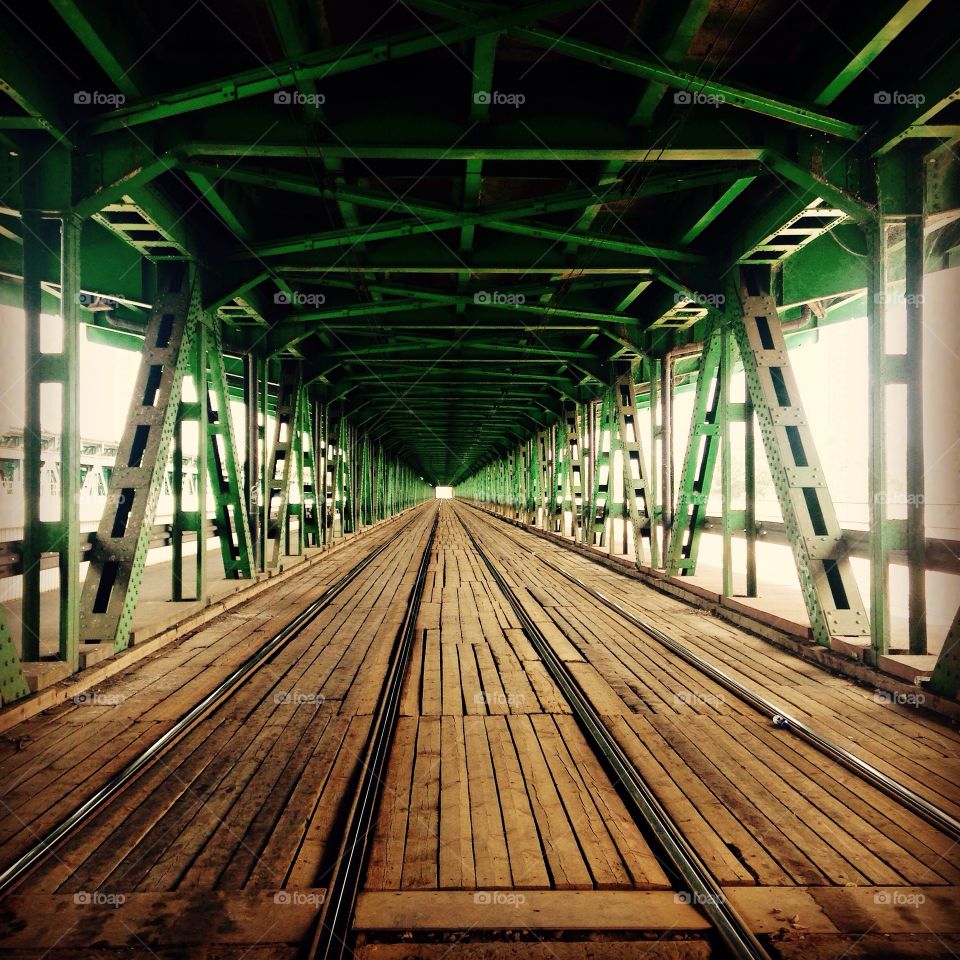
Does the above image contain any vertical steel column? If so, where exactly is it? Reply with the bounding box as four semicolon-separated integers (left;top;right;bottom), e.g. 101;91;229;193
204;316;254;579
648;361;661;568
257;357;270;571
744;386;758;597
22;206;82;669
589;387;613;548
869;150;927;659
660;353;674;547
172;309;207;601
0;605;29;705
583;401;596;542
720;327;734;597
561;401;584;539
20;168;43;664
59;215;81;669
243;353;260;565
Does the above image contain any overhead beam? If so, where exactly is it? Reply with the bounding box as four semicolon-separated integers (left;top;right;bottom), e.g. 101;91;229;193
810;0;934;105
88;0;600;133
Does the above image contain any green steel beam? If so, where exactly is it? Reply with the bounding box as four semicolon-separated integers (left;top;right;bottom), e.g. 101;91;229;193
184;141;765;162
0;18;76;144
631;0;714;126
810;0;934;106
513;28;863;139
872;47;960;154
677;177;756;245
49;0;146;96
89;0;600;133
409;0;861;137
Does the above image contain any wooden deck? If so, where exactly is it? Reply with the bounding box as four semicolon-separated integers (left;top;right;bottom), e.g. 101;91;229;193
0;500;958;958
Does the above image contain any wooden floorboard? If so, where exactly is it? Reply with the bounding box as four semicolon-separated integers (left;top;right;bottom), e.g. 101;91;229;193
2;500;958;958
455;503;960;891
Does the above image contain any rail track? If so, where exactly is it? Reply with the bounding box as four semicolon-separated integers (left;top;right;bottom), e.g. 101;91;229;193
0;505;438;899
454;505;771;960
461;500;960;844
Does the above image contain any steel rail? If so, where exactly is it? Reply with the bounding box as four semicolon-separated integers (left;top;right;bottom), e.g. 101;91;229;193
0;509;428;898
308;507;439;960
467;501;960;845
455;507;772;960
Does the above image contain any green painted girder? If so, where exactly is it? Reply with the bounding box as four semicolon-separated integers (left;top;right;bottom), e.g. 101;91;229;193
267;300;649;352
764;155;874;223
73;154;179;220
191;160;762;217
630;0;714;126
511;27;862;139
315;274;643;302
485;219;704;263
321;339;599;360
0;19;75;144
88;0;599;133
49;0;146;97
313;322;609;334
334;370;572;383
872;45;960;154
810;0;934;106
406;0;860;138
269;298;451;351
185;141;766;162
235;191;704;263
677;177;756;246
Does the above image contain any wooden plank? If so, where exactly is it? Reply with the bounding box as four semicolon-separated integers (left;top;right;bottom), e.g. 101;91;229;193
485;715;551;888
237;715;350;889
457;643;486;716
402;718;441;889
508;714;592;890
366;716;418;891
472;643;511;715
617;715;767;886
285;717;369;888
529;714;632;889
553;714;669;889
438;715;475;889
0;891;319;948
462;715;512;889
354;889;711;931
421;628;442;716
